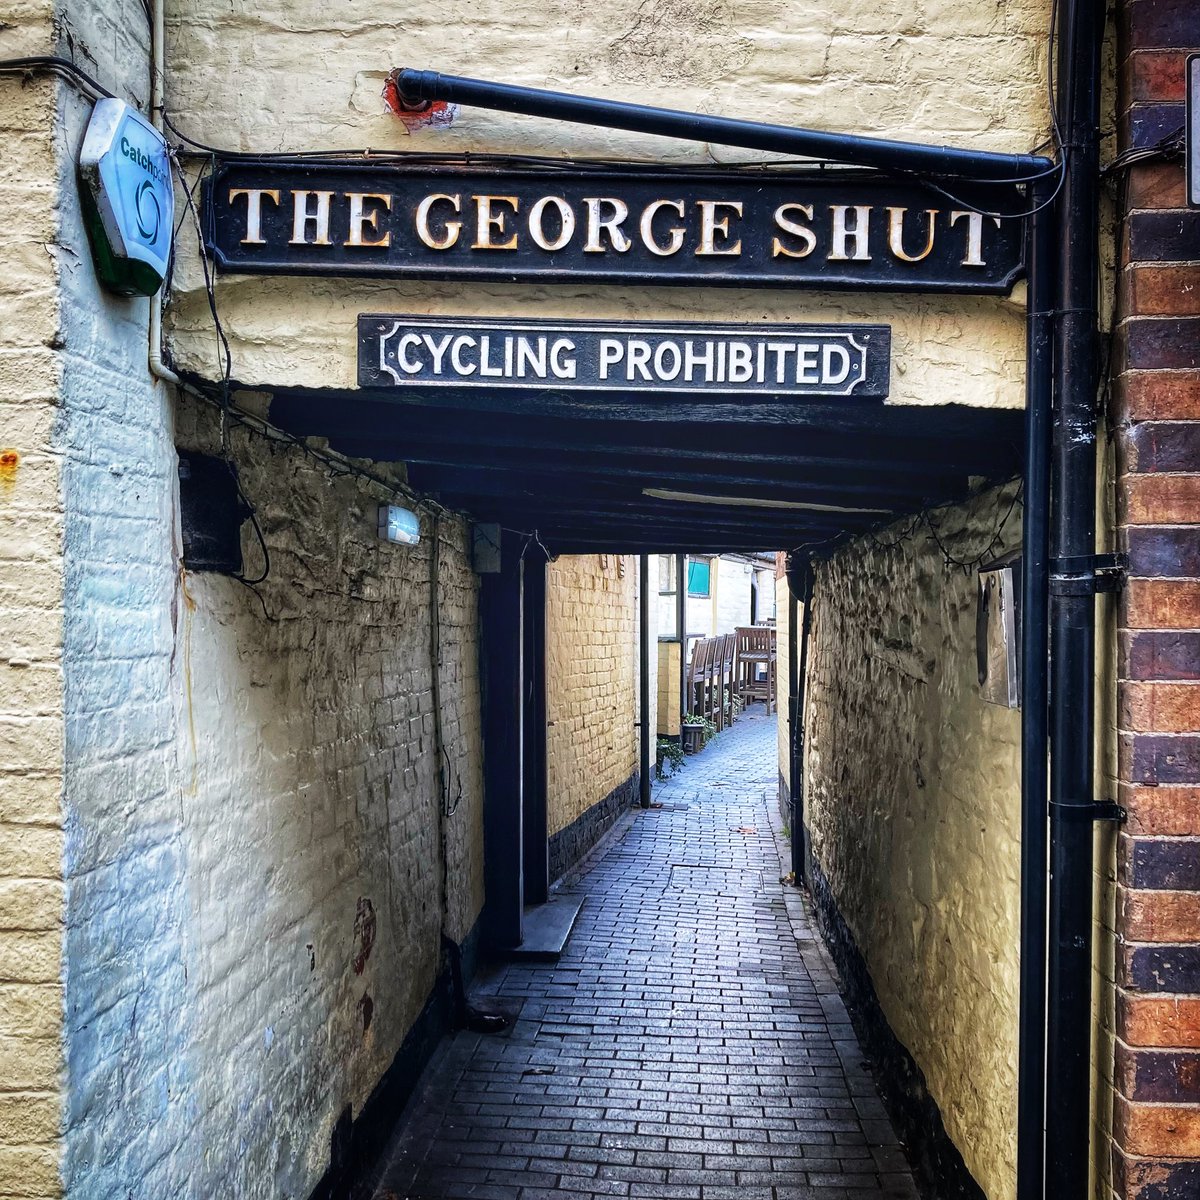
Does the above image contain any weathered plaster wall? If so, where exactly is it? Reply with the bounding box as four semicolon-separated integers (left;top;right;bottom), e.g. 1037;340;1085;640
162;393;485;1197
164;0;1050;414
58;375;485;1200
0;3;66;1194
714;556;753;635
546;555;638;840
804;481;1023;1199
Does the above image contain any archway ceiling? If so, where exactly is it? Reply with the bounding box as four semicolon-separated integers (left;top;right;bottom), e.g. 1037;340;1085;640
268;387;1023;555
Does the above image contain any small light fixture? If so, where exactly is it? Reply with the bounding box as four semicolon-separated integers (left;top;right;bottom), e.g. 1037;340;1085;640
378;504;420;546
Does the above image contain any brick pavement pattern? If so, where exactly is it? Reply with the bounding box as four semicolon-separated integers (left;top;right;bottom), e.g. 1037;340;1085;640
368;706;918;1200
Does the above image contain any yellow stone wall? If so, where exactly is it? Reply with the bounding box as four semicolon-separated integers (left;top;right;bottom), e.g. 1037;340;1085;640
657;641;681;738
164;0;1052;416
0;6;66;1194
804;482;1023;1200
546;555;638;837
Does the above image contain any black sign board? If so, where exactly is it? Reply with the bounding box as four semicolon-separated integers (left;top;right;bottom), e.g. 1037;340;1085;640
358;316;891;399
205;162;1024;294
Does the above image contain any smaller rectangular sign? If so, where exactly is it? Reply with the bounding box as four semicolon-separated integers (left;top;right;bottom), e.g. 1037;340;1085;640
358;316;890;399
1189;54;1199;208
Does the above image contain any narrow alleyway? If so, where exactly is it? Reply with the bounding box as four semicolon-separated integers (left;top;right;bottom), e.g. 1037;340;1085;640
366;707;918;1200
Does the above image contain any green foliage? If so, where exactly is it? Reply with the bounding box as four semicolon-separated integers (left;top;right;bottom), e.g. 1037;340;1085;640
683;712;719;746
656;737;685;779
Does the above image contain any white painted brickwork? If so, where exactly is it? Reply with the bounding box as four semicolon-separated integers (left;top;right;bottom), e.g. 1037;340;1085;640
56;371;487;1199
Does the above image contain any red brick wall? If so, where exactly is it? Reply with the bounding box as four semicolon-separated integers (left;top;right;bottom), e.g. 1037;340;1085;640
1113;3;1200;1196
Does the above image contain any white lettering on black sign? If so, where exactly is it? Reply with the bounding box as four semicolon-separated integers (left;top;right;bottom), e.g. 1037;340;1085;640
358;317;891;399
207;164;1025;294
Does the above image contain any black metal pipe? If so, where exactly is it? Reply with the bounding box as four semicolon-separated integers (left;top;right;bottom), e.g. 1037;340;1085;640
1016;180;1056;1200
677;553;687;724
795;570;814;885
785;553;815;886
396;69;1052;183
1045;0;1103;1193
639;554;652;808
787;585;800;870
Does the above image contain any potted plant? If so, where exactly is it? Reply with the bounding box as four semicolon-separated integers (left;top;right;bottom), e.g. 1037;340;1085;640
682;713;717;754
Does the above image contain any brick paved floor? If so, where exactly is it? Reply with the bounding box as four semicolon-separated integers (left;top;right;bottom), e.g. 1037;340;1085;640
366;705;918;1200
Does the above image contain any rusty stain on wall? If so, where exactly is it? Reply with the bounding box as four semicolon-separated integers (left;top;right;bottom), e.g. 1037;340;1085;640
0;448;19;492
352;897;376;975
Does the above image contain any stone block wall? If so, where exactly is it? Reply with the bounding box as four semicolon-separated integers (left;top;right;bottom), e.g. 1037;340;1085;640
546;554;639;871
657;640;681;738
0;2;65;1193
1111;3;1200;1194
803;482;1023;1200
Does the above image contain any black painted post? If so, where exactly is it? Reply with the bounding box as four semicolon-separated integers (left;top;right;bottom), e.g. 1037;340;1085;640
676;553;687;724
522;550;549;905
639;554;652;807
787;586;800;876
480;530;524;950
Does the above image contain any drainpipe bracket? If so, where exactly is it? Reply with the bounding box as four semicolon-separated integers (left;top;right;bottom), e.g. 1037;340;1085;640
1049;799;1127;823
1049;553;1128;596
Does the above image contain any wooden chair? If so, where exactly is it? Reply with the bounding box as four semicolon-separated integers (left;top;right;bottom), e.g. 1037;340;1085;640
718;633;737;728
686;637;712;722
735;625;777;713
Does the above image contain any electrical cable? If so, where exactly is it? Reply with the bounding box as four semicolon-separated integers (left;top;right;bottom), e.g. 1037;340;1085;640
169;150;484;610
1100;124;1185;178
861;480;1023;574
0;55;114;100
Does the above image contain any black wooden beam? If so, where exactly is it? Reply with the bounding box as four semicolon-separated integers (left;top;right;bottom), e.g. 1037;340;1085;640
333;443;956;507
275;396;982;465
269;391;1024;476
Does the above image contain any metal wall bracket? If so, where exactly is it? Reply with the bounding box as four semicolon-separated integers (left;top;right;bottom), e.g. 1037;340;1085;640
1049;799;1128;823
1049;553;1128;596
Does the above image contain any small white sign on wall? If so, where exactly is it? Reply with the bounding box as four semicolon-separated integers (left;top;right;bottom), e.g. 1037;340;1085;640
1189;54;1200;208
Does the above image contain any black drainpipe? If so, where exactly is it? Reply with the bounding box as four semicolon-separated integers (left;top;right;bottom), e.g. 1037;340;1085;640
394;67;1082;1187
1016;180;1055;1200
1045;2;1104;1195
786;553;815;886
639;553;652;807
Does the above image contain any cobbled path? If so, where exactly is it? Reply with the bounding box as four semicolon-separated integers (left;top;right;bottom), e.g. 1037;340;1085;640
367;706;918;1200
